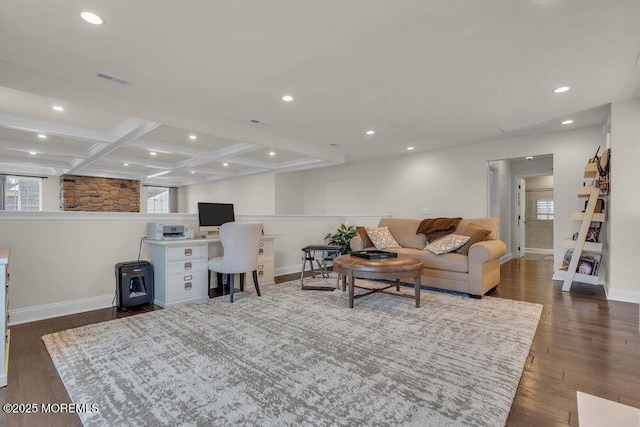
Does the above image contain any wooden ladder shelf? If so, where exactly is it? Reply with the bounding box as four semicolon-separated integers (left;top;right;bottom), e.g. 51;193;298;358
553;162;605;291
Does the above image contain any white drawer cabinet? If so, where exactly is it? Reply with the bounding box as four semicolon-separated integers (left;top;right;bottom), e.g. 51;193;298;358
147;240;210;308
1;247;10;388
146;235;282;306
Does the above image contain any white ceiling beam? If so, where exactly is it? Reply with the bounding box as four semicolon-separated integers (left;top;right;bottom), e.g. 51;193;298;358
67;119;161;174
99;154;176;170
128;139;212;159
172;142;262;170
220;156;278;169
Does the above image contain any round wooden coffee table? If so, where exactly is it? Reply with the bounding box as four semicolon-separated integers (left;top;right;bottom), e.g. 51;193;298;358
332;254;423;308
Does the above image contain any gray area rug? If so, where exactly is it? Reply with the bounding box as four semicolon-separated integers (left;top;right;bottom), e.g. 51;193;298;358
43;280;542;426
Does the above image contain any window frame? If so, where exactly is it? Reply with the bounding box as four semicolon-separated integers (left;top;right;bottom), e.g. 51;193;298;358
0;175;43;211
536;198;554;220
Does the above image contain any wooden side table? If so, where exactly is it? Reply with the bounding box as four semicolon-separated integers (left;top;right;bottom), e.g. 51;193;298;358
332;255;423;308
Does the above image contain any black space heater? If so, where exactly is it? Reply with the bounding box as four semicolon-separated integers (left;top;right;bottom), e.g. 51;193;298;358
115;261;154;309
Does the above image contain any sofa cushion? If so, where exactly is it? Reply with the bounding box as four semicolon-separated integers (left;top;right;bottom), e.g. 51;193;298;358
355;226;374;249
365;226;401;250
455;223;492;255
383;247;469;273
424;234;470;255
378;218;426;249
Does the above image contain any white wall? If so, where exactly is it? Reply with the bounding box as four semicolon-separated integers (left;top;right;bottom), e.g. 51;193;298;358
0;211;383;324
488;159;513;259
274;172;304;214
609;99;640;302
291;127;602;270
8;121;637;325
41;176;61;211
0;212;199;324
179;174;276;214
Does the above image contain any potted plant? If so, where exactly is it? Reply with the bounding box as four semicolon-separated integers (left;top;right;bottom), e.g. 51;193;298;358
324;221;357;254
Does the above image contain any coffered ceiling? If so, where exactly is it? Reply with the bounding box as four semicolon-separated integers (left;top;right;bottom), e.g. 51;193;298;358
1;1;639;186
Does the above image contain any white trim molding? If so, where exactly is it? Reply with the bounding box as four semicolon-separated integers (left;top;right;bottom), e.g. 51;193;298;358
9;294;115;326
606;288;640;304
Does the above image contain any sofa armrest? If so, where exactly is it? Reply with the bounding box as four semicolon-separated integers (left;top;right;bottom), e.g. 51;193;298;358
468;240;507;264
350;235;364;251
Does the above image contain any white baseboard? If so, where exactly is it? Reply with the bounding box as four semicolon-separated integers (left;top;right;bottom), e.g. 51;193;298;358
606;288;640;304
275;264;303;277
525;248;554;255
500;253;514;264
9;294;115;326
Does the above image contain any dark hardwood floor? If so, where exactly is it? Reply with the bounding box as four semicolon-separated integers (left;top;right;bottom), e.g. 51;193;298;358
1;257;638;426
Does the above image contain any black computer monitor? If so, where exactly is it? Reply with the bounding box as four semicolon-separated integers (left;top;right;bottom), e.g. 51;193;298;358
197;202;235;234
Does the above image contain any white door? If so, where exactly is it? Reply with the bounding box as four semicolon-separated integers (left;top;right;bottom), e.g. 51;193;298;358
517;178;526;257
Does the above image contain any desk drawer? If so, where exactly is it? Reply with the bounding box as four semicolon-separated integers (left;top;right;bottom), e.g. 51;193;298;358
167;245;207;261
166;271;207;303
168;257;207;274
257;240;274;261
256;262;274;285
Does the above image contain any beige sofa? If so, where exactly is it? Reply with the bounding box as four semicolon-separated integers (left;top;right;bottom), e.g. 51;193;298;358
349;217;507;298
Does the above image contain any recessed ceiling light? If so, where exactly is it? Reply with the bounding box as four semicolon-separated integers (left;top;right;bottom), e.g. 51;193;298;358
282;95;294;102
52;105;64;112
269;151;276;156
189;134;197;140
150;152;157;156
37;134;47;139
123;163;129;166
366;130;375;135
407;146;415;151
29;151;37;155
80;11;104;25
553;86;570;93
191;171;195;174
561;119;574;125
222;162;229;167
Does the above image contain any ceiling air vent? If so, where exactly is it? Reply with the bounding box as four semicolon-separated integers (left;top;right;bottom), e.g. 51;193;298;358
499;120;546;134
97;72;130;85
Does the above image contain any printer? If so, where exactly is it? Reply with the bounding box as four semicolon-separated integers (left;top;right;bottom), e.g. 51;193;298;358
146;223;194;240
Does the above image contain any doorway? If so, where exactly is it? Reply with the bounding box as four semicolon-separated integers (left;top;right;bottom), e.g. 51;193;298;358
520;175;554;258
487;154;554;261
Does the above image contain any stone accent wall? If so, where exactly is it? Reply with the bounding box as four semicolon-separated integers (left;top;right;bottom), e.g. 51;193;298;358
61;175;140;212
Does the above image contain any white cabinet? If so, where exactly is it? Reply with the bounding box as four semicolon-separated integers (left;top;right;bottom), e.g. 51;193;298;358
147;240;210;308
1;247;10;388
146;235;281;306
256;238;276;286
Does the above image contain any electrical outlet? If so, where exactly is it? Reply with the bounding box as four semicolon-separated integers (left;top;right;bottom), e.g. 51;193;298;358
422;208;431;215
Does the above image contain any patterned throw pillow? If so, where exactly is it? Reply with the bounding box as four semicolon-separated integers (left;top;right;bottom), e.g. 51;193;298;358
365;226;401;250
424;234;470;255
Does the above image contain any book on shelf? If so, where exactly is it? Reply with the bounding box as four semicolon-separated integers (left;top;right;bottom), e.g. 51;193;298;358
586;221;601;243
560;249;601;276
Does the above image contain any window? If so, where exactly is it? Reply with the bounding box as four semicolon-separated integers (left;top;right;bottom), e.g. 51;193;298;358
1;175;42;211
147;186;171;213
536;199;553;220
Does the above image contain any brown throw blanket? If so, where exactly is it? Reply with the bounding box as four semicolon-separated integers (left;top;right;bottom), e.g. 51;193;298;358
416;217;462;242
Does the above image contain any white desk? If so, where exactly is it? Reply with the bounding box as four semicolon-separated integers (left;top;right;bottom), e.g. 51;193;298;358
145;235;281;307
